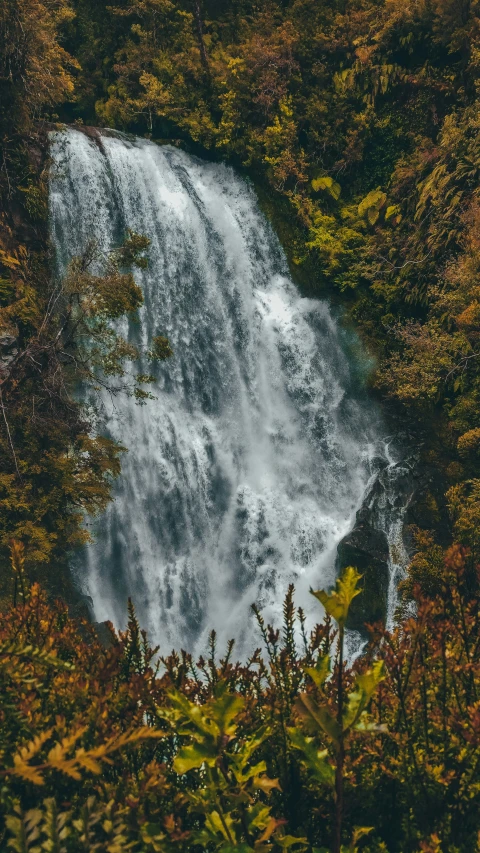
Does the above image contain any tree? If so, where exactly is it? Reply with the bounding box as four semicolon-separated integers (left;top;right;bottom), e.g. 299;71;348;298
0;232;172;601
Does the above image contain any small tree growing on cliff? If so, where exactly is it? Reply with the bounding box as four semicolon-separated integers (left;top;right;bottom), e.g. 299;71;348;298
291;568;385;853
0;231;172;597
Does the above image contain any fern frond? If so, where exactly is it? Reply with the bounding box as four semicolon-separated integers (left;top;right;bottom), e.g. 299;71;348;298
6;805;42;853
11;730;54;785
41;799;70;853
0;641;74;670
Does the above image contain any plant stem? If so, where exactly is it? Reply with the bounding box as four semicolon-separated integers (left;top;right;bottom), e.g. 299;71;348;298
334;624;345;853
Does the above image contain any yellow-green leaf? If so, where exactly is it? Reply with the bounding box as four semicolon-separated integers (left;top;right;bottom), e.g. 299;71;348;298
305;654;330;688
310;566;363;627
312;176;341;200
295;694;342;747
358;190;387;222
343;661;385;730
173;743;217;774
253;774;282;793
288;727;335;785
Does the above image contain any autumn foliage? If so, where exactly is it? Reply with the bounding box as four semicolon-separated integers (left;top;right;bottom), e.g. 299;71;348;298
0;0;480;582
2;2;480;850
1;550;480;853
0;0;480;583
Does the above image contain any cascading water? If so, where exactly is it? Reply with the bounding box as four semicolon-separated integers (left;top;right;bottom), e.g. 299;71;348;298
49;126;405;654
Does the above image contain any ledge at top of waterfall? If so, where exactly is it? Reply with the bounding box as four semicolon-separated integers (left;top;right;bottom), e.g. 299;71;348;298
49;126;394;656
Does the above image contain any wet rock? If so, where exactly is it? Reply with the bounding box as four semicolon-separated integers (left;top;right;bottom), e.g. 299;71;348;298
337;451;421;633
93;621;115;649
337;483;390;631
0;334;17;348
66;590;115;648
64;587;94;620
0;334;18;376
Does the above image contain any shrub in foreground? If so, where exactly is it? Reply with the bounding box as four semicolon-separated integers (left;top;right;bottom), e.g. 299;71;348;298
1;545;480;852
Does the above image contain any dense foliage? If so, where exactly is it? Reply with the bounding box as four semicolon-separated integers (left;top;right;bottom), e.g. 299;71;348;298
2;0;480;576
0;2;173;598
1;553;480;852
2;2;480;851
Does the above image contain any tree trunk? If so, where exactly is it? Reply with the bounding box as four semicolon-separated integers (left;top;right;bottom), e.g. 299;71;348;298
334;742;345;853
334;624;345;853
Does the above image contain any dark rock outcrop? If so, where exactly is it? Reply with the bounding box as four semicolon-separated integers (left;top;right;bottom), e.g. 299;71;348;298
337;448;421;633
93;620;115;649
337;486;391;631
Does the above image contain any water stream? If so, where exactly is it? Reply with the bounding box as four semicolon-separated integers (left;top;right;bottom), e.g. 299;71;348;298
49;127;408;654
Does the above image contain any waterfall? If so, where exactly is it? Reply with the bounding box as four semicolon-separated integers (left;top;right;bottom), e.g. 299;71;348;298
49;126;402;654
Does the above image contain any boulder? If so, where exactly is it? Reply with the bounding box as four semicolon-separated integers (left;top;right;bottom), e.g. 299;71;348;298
337;452;420;633
337;488;390;632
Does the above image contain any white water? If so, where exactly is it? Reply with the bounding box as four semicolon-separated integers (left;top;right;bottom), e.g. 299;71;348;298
49;127;400;654
378;449;414;631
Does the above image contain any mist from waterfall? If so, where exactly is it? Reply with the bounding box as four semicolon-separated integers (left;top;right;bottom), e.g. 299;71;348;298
49;126;398;654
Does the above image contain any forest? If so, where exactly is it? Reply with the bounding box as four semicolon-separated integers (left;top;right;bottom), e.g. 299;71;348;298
1;0;480;850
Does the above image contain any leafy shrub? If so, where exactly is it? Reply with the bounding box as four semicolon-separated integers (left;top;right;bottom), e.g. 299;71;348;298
1;551;480;852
